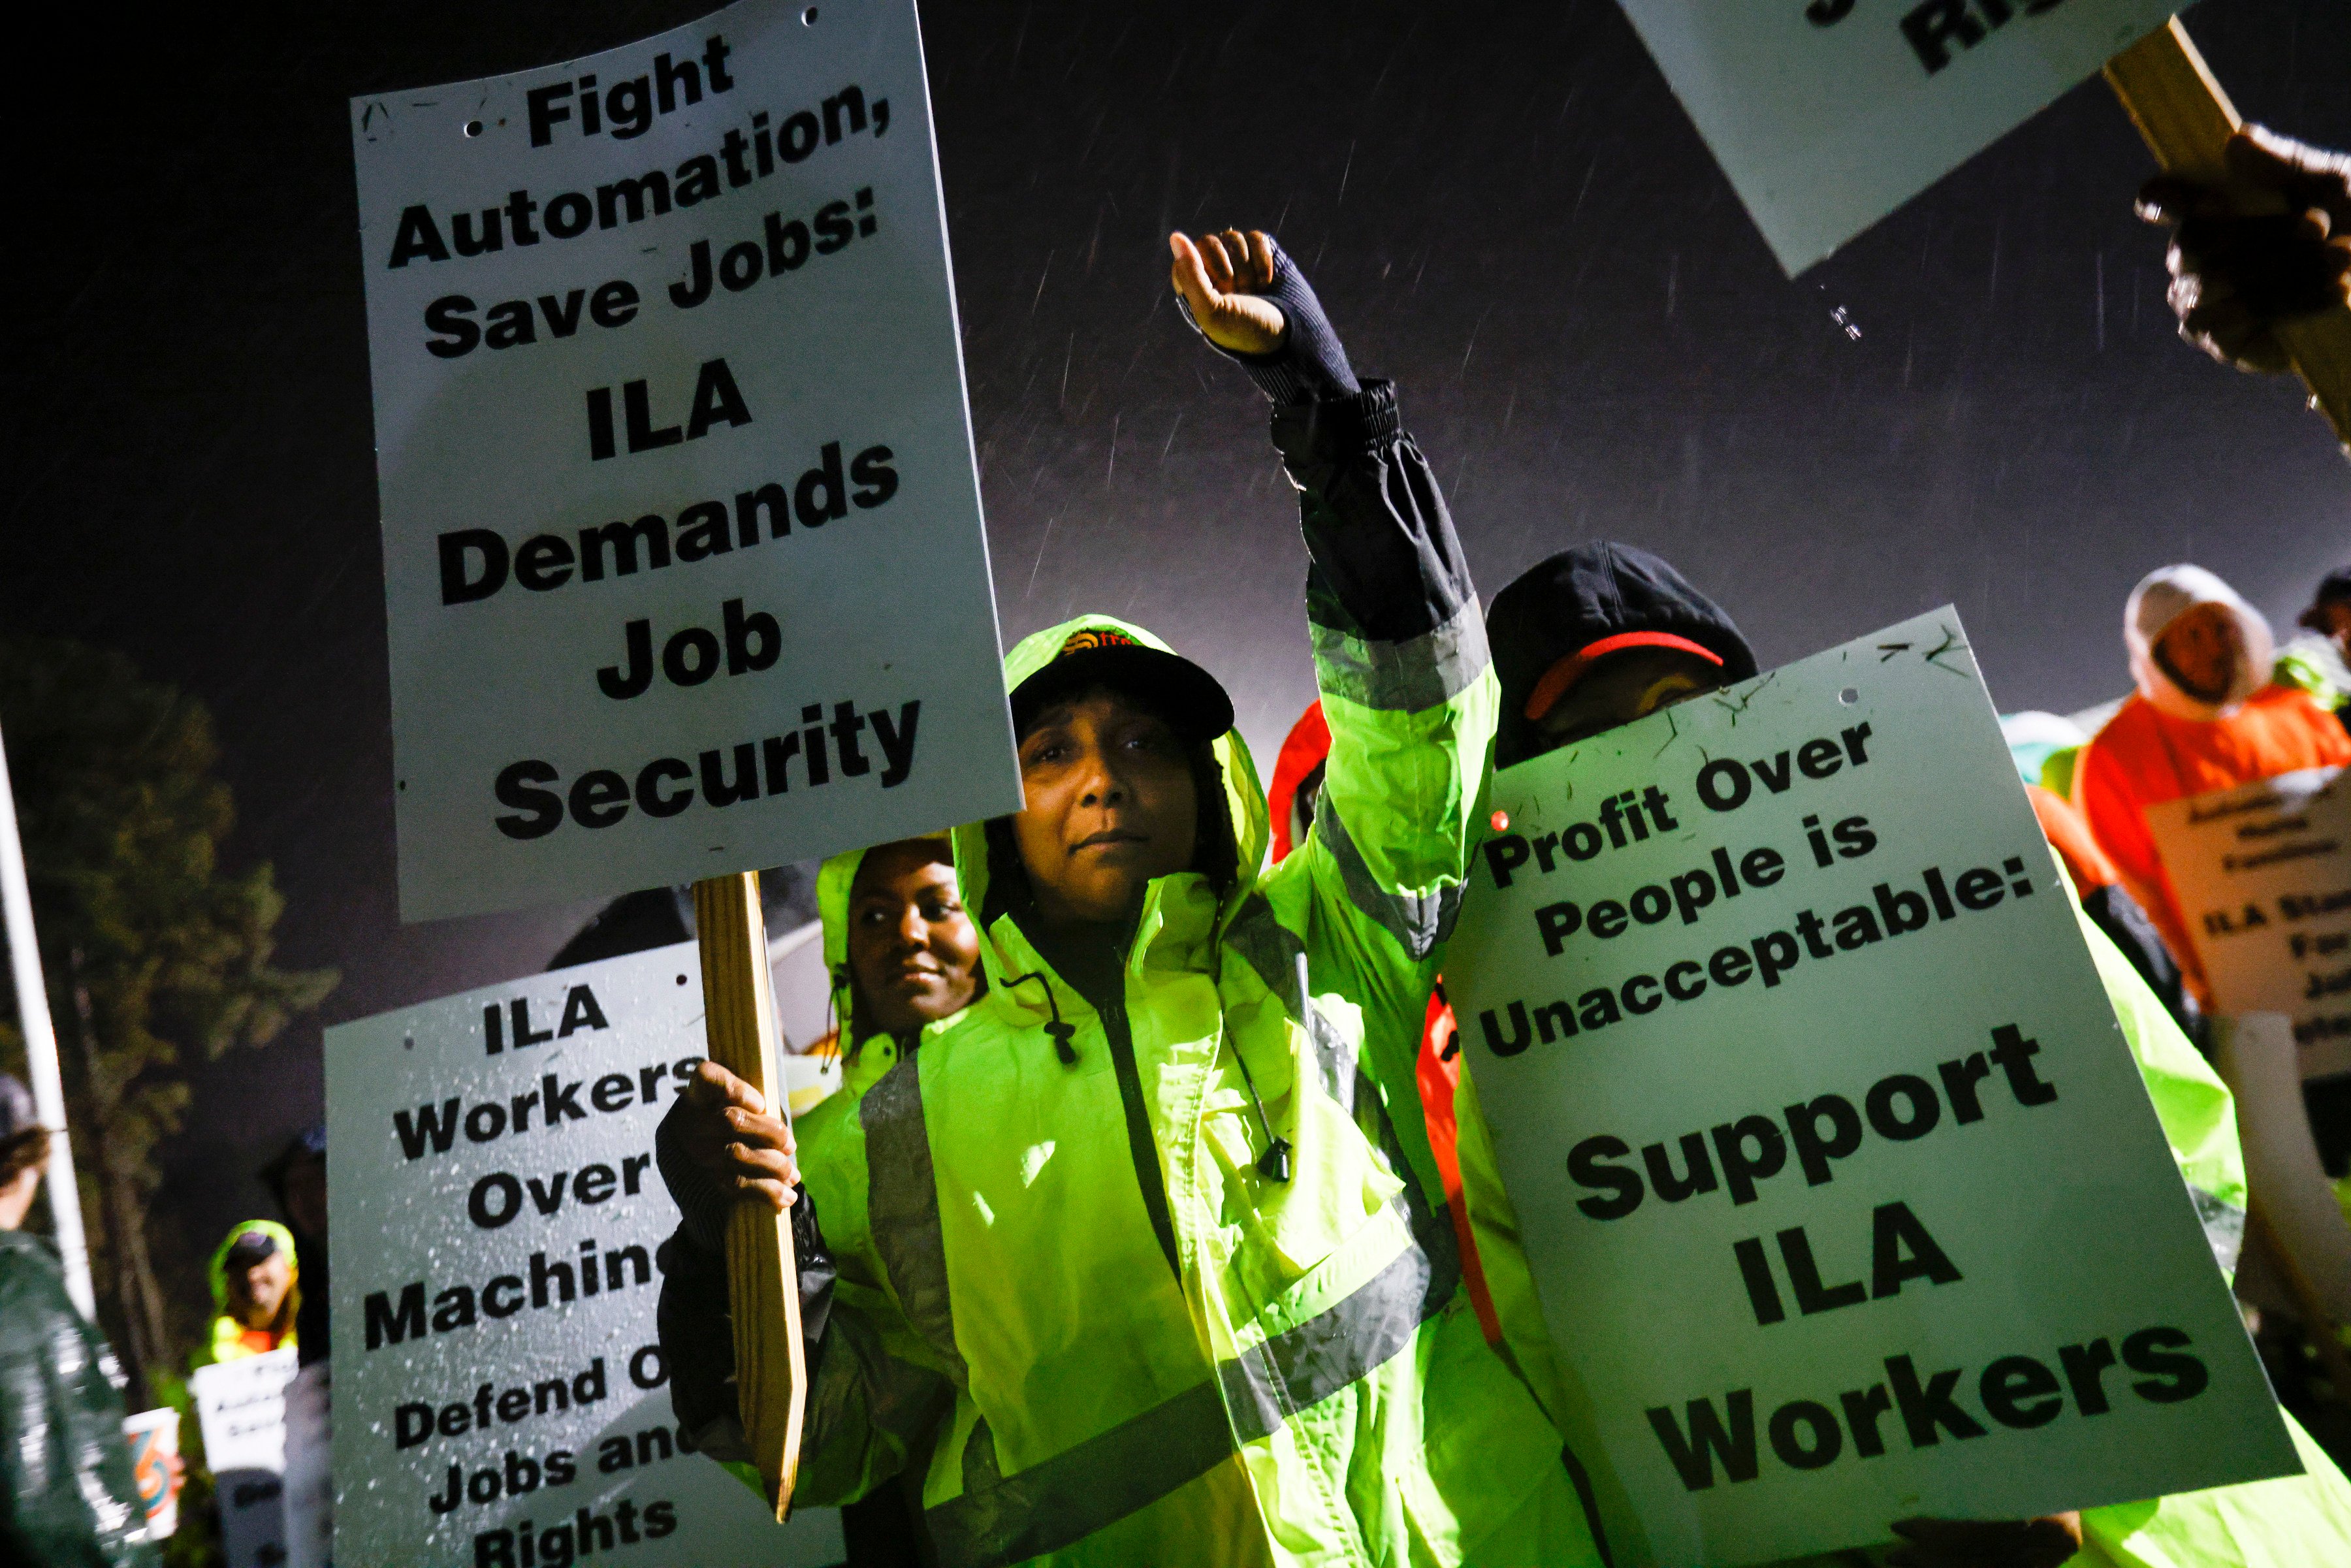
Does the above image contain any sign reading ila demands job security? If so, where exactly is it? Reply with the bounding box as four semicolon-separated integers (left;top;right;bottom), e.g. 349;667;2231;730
1615;0;2176;272
325;944;844;1567
353;0;1019;922
2150;767;2351;1082
1444;609;2294;1568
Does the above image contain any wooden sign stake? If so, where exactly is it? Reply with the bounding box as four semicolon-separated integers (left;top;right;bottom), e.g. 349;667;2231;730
2105;19;2351;453
693;871;805;1519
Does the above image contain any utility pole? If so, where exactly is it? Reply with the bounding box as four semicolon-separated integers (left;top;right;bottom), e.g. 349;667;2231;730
0;721;97;1320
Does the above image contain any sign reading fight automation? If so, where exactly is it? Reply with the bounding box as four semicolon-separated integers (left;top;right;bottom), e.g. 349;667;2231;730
1446;609;2294;1567
325;944;844;1567
2151;766;2351;1082
1616;0;2176;272
353;0;1019;921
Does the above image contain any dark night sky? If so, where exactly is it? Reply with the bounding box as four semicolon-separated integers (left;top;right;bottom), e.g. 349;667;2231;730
5;0;2346;1256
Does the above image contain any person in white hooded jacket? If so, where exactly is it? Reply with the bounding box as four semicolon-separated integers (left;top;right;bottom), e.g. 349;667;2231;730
2071;564;2351;1014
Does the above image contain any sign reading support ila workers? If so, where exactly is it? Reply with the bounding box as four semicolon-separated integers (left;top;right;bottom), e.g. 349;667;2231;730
353;0;1019;921
1615;0;2175;272
325;944;844;1567
1445;609;2294;1568
2149;766;2351;1082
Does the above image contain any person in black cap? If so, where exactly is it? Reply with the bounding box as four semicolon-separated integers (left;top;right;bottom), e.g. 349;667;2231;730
0;1072;159;1565
1487;542;1759;769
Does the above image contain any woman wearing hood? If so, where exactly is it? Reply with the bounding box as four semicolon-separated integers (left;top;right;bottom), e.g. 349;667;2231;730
2071;564;2351;1008
661;833;982;1563
657;231;1599;1566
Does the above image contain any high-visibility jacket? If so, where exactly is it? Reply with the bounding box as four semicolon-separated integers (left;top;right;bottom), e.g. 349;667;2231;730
1453;897;2351;1566
790;601;1597;1567
1269;698;1501;1345
190;1219;297;1371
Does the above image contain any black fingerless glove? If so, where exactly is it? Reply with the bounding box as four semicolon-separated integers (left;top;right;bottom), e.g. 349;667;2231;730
1183;237;1362;404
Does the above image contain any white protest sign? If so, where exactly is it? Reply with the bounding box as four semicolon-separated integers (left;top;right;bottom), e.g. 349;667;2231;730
1445;609;2293;1568
2149;766;2351;1081
1616;0;2177;272
191;1347;299;1568
326;943;844;1567
353;0;1018;922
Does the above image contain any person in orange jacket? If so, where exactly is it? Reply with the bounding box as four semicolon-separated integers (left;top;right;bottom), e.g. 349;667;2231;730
1266;699;1501;1345
2071;564;2351;1010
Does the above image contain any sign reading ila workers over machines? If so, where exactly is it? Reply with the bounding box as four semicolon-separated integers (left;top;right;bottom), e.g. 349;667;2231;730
353;0;1019;921
1614;0;2175;272
2149;767;2351;1082
1443;609;2297;1568
325;944;845;1567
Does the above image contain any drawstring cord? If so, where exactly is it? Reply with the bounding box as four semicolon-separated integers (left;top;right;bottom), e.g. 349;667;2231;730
1223;1031;1293;1183
1002;970;1080;1064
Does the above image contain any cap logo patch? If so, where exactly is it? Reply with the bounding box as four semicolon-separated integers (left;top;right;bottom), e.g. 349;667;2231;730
1058;628;1140;658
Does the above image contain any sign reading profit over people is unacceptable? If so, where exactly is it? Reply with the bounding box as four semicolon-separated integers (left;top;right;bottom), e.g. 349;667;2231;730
325;944;844;1567
1615;0;2175;272
2150;766;2351;1082
352;0;1018;921
1444;609;2295;1568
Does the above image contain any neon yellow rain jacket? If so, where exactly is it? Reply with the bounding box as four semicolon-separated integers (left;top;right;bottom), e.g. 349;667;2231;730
788;602;1598;1566
190;1219;298;1371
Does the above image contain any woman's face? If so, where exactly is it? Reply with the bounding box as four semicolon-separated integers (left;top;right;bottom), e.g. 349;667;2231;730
1013;689;1199;925
847;841;982;1034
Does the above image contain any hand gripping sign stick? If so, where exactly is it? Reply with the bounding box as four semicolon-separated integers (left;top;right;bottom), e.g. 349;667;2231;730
2105;18;2351;452
694;871;805;1518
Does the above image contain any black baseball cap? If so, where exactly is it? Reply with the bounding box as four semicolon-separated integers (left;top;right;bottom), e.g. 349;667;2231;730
224;1229;280;1268
1008;623;1234;744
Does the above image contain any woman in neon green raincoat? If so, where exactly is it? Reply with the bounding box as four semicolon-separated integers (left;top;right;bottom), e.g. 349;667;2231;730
658;231;1604;1567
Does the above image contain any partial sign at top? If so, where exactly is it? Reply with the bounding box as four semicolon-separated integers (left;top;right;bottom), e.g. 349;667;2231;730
353;0;1019;922
1617;0;2178;272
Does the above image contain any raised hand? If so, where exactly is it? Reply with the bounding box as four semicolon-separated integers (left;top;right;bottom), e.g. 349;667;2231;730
1169;229;1288;356
674;1059;799;1212
2137;126;2351;374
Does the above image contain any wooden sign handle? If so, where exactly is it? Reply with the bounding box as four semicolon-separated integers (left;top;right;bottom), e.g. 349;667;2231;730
693;871;805;1520
2104;19;2351;452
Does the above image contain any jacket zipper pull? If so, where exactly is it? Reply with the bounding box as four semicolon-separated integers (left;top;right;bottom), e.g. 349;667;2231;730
1046;1021;1078;1066
1256;1137;1293;1183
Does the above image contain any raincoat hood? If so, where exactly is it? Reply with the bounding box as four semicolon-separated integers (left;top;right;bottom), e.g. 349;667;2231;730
2126;564;2275;721
208;1218;296;1310
1266;701;1331;863
814;844;868;1050
1487;542;1757;768
951;614;1268;986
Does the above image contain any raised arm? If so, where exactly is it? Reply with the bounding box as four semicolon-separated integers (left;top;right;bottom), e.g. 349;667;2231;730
1170;230;1497;963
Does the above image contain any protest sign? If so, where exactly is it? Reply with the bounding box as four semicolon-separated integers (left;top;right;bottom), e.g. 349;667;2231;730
1615;0;2174;273
325;943;844;1567
352;0;1019;923
2149;766;2351;1082
1445;608;2295;1567
191;1347;299;1568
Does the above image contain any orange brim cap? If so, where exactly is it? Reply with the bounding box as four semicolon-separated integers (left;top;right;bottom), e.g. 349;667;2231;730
1523;631;1724;721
